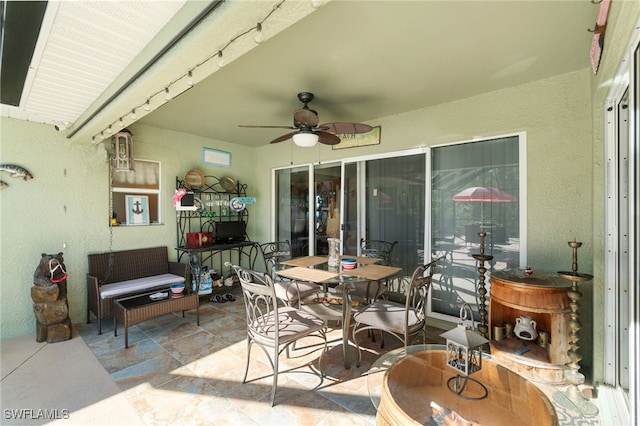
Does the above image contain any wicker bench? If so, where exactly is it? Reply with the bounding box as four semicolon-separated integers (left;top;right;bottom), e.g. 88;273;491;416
86;246;194;334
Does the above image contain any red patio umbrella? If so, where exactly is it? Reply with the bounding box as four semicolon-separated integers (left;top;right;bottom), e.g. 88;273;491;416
453;187;516;203
453;187;516;237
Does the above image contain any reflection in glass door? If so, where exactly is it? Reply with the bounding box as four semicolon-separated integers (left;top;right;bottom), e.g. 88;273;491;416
430;135;522;321
343;154;426;275
275;163;342;257
313;163;341;255
274;166;310;257
274;137;523;326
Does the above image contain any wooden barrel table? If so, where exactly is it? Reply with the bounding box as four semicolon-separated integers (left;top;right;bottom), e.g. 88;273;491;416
489;270;572;384
377;349;558;426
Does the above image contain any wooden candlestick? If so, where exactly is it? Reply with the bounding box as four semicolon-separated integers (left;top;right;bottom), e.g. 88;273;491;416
556;240;598;416
472;232;492;339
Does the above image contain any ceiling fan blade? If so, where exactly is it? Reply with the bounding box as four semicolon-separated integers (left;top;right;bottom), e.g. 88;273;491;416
269;132;296;144
317;131;341;145
239;125;296;129
320;122;373;134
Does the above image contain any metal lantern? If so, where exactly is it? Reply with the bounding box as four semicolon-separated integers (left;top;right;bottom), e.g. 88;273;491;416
440;303;489;399
111;129;134;171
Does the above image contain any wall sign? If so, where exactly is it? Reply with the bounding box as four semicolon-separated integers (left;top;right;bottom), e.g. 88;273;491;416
332;126;381;150
125;195;150;225
234;197;256;204
202;147;231;168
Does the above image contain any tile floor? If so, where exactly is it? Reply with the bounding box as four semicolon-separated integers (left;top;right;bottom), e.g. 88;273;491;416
74;285;446;425
2;284;606;425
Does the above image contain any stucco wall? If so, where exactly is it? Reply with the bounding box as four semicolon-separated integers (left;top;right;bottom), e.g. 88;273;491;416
1;0;637;385
253;68;595;365
249;1;640;383
255;69;595;273
0;119;256;339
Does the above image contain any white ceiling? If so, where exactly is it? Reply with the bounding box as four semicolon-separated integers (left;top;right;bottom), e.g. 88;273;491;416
1;0;188;127
2;0;599;147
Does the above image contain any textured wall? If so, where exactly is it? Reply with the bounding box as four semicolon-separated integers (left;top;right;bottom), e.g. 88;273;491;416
1;0;638;384
253;69;595;366
0;119;255;339
255;69;593;272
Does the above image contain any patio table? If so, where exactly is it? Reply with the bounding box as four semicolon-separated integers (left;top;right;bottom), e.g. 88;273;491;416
275;256;401;368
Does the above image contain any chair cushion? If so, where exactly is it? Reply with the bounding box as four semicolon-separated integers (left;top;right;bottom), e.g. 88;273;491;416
250;306;326;346
100;273;185;299
273;280;319;304
353;300;421;334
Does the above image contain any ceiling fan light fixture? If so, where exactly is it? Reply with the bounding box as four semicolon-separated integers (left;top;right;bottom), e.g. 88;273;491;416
293;131;319;147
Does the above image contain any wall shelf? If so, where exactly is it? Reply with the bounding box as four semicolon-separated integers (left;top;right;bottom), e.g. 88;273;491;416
175;175;257;293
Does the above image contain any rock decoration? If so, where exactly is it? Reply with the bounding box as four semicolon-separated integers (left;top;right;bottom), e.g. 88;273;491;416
32;252;71;343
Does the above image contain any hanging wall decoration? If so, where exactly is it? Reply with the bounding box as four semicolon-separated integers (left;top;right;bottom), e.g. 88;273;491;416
202;147;231;168
0;164;33;189
125;195;150;225
589;0;611;75
332;126;381;150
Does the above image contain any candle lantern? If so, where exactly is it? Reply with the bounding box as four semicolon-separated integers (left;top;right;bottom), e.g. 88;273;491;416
111;129;134;171
440;303;489;399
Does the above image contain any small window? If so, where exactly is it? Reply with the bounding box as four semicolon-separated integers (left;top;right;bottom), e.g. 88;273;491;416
110;159;161;225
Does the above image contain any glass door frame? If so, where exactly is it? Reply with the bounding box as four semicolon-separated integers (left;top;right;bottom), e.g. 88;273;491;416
272;148;428;257
342;148;429;261
271;162;345;256
603;27;638;419
271;136;526;326
426;132;527;324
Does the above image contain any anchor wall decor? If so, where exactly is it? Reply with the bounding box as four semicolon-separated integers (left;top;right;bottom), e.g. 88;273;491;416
125;195;150;225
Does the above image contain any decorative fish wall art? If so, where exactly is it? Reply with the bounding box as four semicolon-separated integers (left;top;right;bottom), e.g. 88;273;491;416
0;164;34;189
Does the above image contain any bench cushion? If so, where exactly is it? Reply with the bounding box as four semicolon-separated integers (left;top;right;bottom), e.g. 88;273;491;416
100;273;185;299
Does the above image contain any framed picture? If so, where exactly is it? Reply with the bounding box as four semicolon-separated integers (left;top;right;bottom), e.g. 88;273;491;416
125;195;150;225
332;126;381;150
202;147;231;168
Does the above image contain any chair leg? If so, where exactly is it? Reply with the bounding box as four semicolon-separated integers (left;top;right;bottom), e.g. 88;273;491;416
319;331;328;377
242;340;252;384
270;347;279;406
353;325;363;368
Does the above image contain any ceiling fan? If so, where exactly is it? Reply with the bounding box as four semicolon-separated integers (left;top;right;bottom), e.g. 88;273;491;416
239;92;373;147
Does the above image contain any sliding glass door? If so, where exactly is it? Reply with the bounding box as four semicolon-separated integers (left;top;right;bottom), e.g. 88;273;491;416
273;133;524;324
274;163;342;257
274;166;310;257
429;135;522;320
343;154;426;274
313;163;341;255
